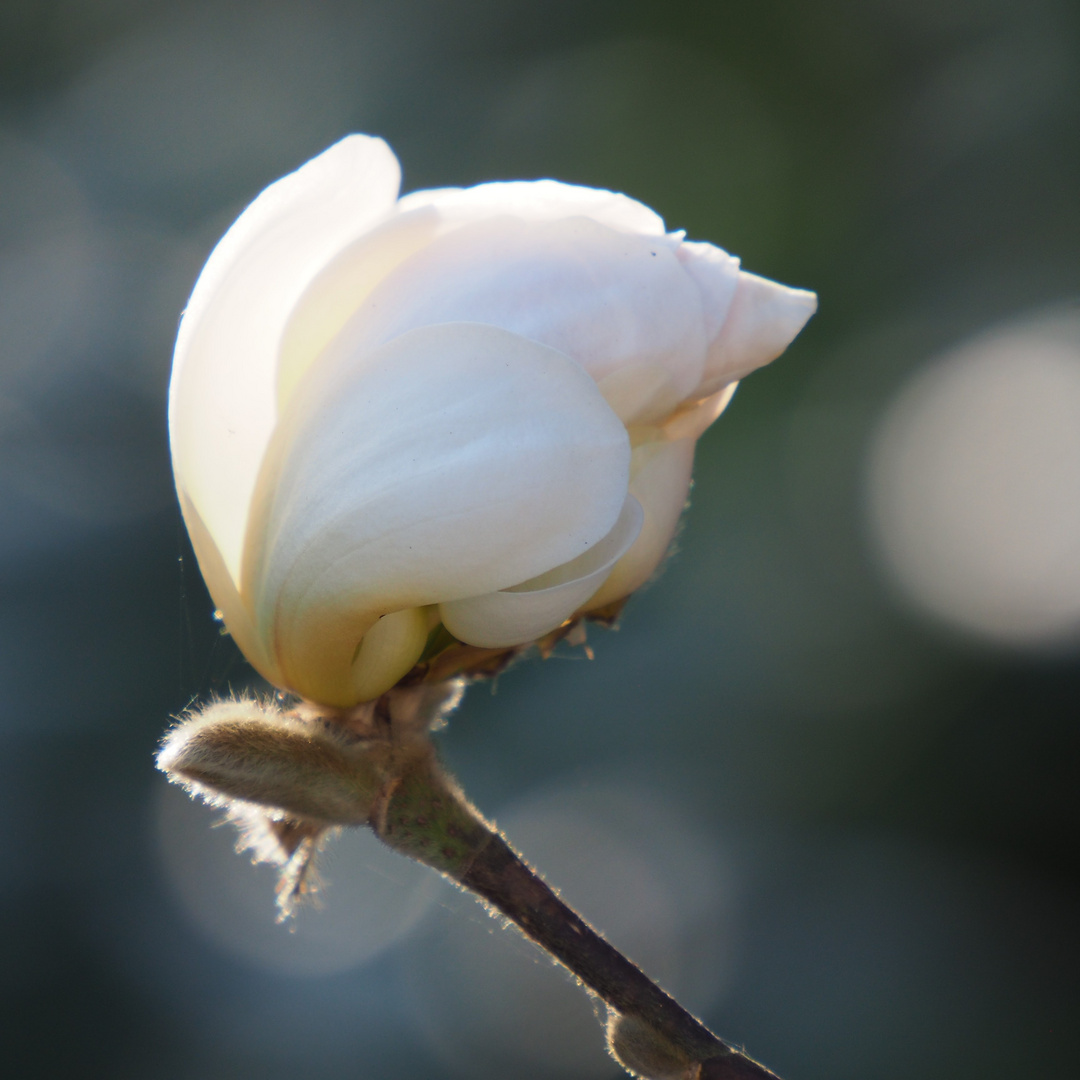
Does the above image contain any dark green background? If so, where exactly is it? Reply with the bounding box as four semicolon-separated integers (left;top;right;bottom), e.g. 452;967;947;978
1;1;1077;1077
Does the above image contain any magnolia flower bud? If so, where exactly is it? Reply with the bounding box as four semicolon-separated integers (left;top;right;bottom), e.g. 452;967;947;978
170;135;816;707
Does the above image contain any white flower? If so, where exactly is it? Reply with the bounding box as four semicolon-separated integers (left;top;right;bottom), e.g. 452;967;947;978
170;135;816;707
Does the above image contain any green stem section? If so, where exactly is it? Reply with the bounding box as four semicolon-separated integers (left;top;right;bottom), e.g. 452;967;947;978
370;749;781;1080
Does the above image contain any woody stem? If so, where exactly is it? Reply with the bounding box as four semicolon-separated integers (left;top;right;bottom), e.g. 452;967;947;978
368;747;781;1080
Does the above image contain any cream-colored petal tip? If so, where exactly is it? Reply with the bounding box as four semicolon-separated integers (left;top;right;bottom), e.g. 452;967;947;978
699;270;817;391
439;496;643;648
745;271;818;331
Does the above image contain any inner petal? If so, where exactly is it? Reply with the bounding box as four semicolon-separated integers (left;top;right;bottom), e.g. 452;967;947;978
169;135;402;585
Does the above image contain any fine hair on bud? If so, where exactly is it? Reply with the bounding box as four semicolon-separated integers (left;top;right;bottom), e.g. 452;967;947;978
388;677;465;733
226;804;334;922
156;697;383;825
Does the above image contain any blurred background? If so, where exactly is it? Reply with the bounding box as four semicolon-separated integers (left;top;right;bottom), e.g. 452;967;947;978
1;1;1078;1077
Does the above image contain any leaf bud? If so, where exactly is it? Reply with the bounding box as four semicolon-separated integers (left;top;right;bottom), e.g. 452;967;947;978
156;697;382;825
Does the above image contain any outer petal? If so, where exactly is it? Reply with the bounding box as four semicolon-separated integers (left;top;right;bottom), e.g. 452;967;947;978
397;179;667;236
695;269;818;396
169;134;401;585
244;323;631;706
584;437;697;611
326;215;708;426
441;494;643;646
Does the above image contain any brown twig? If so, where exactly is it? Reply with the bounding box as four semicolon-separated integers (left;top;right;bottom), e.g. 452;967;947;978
371;746;781;1080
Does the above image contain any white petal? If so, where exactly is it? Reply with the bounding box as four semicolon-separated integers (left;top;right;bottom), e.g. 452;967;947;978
169;135;401;585
244;322;630;706
329;215;707;423
696;270;818;396
398;179;667;236
440;495;643;647
584;438;696;611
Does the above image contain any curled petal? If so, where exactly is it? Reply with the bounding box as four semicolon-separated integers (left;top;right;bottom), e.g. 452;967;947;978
441;495;643;647
584;438;696;611
696;270;818;396
244;322;630;706
169;134;401;583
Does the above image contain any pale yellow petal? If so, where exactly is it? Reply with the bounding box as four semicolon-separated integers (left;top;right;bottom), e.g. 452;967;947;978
350;607;430;702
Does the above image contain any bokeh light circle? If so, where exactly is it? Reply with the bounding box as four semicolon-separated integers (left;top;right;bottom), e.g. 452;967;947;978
156;783;437;976
867;308;1080;647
